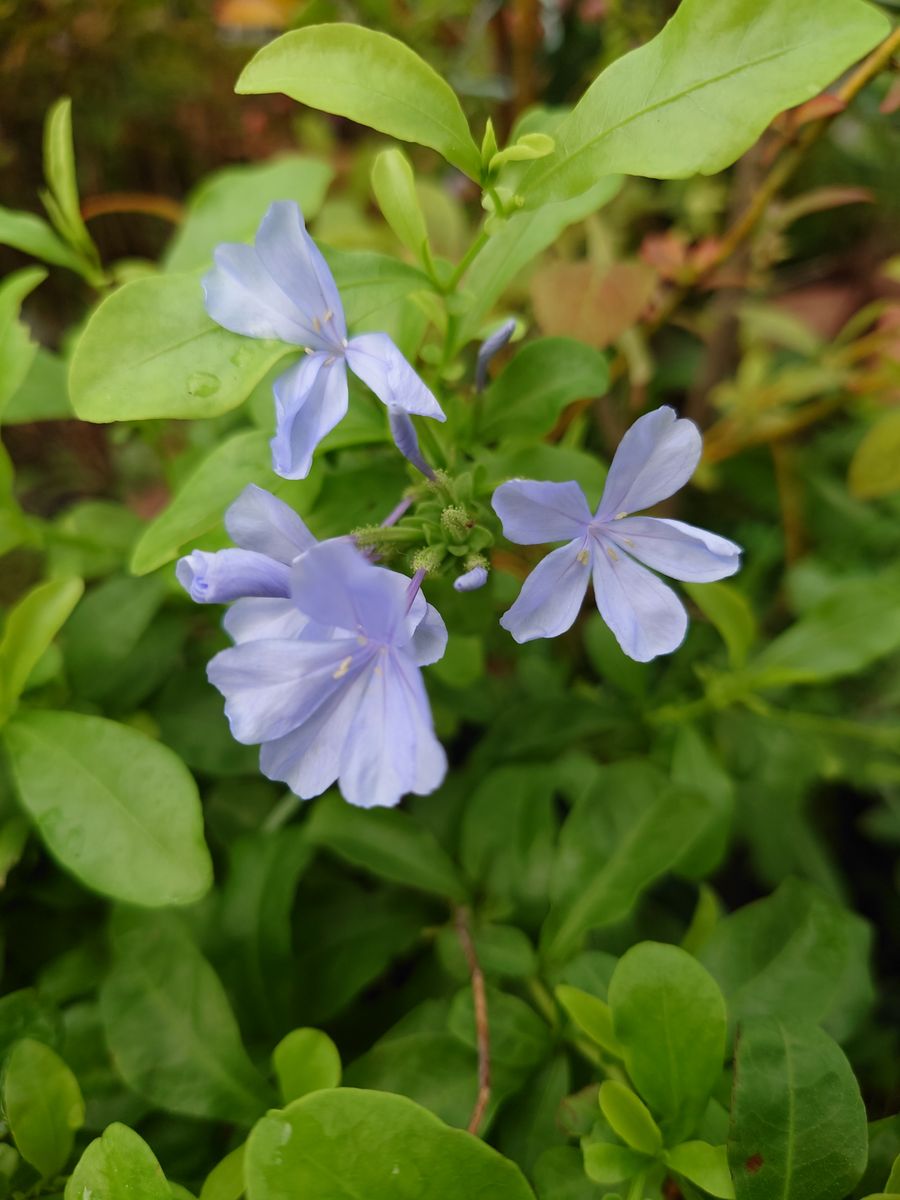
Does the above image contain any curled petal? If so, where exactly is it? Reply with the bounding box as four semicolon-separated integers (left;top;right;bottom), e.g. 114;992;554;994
346;332;445;421
500;538;592;643
176;548;290;604
591;538;687;662
270;354;349;480
291;539;422;647
596;406;701;521
225;483;316;563
476;318;516;392
492;479;592;545
203;243;322;347
454;565;488;592
606;517;741;582
223;597;309;644
388;408;434;479
207;635;367;744
409;603;448;666
254;201;346;344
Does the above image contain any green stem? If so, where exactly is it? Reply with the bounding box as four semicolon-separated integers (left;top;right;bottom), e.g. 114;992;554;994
445;226;491;292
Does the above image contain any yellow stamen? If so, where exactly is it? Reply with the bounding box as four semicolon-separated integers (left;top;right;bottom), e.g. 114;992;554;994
332;656;353;680
606;546;619;562
577;549;590;565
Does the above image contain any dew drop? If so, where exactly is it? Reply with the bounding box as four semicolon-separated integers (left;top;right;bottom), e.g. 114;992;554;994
187;371;221;398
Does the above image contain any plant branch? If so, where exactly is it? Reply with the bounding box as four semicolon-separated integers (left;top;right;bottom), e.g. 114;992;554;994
454;904;491;1136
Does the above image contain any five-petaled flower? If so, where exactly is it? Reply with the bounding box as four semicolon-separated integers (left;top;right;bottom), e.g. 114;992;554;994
203;200;445;480
492;406;741;661
177;486;447;808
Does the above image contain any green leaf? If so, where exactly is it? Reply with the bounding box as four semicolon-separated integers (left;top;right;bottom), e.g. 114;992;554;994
849;409;900;500
0;989;62;1059
699;878;873;1044
3;1038;84;1178
69;271;291;422
305;791;467;900
325;247;433;327
683;581;756;669
218;827;313;1036
3;347;71;424
199;1144;246;1200
666;1142;735;1199
598;1080;662;1156
237;25;481;179
436;922;537;981
65;1123;170;1200
0;576;83;723
130;431;277;574
519;0;889;207
100;912;273;1125
887;1155;900;1194
244;1087;536;1199
670;725;735;879
42;98;94;254
164;155;333;272
535;1146;607;1198
0;266;47;417
371;148;429;260
727;1019;867;1200
748;570;900;686
0;205;87;274
4;709;212;906
272;1028;341;1104
455;177;622;347
62;574;167;702
542;762;716;960
479;338;609;442
449;985;552;1070
609;942;726;1140
582;1142;650;1186
555;985;623;1058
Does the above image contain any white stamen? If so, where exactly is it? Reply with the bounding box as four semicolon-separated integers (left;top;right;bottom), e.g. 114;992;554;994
614;511;628;520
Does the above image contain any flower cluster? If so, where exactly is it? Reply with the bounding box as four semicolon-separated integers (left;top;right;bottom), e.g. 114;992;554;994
179;202;742;807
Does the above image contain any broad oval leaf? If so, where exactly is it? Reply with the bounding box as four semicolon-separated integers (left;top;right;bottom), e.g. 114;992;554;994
237;25;481;179
69;271;291;422
4;1038;85;1178
728;1019;867;1200
848;410;900;500
244;1087;536;1199
520;0;889;207
64;1123;170;1200
608;941;726;1141
4;709;212;907
272;1028;341;1104
100;912;273;1125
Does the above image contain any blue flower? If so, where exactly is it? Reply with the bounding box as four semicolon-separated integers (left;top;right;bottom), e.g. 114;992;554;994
492;406;741;661
454;565;489;592
176;483;315;643
203;201;445;479
206;539;448;808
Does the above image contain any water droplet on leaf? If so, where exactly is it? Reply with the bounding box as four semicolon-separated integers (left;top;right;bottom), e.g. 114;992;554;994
187;372;220;397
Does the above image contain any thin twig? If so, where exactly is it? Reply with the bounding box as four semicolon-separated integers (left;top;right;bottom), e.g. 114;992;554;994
454;905;491;1136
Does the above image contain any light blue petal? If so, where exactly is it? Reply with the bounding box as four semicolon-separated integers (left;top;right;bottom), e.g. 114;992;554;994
254;201;346;344
338;650;446;807
207;635;369;744
290;539;422;647
388;408;434;479
591;537;687;662
499;538;592;643
454;565;488;592
176;548;291;603
409;603;448;665
346;333;445;420
492;479;592;545
270;354;349;480
202;243;323;347
606;517;741;582
476;318;516;392
223;597;310;644
596;406;701;521
225;483;316;562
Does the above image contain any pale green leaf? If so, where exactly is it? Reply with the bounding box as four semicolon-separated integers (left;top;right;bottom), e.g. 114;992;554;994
598;1080;663;1155
237;25;481;178
0;206;86;274
65;1122;171;1200
4;1038;84;1178
848;410;900;500
371;148;429;260
0;266;47;416
666;1141;735;1199
0;576;83;723
272;1028;341;1104
520;0;889;207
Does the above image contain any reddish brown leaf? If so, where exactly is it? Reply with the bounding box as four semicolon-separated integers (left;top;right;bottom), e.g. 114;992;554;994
530;260;657;348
